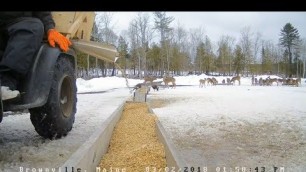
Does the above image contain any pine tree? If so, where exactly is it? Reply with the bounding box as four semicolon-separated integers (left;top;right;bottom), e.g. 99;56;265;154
117;36;129;73
233;45;244;75
279;23;300;77
153;12;174;76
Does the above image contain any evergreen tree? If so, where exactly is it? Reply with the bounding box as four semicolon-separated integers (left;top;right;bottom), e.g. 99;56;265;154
153;12;174;42
195;42;205;73
233;45;244;75
153;12;174;76
117;36;129;73
279;23;300;77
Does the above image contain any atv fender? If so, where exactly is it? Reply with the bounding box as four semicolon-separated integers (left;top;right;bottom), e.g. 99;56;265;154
3;43;76;111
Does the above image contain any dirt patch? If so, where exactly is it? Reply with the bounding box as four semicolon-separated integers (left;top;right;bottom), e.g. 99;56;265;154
99;102;166;171
147;97;185;108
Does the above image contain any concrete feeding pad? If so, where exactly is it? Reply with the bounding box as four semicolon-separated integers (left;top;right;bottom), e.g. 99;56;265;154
60;100;186;171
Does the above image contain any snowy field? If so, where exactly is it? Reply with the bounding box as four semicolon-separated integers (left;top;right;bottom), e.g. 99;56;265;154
146;75;306;172
0;74;305;171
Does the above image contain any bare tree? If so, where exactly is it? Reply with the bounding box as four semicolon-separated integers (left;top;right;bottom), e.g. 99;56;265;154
128;13;154;79
301;38;306;78
173;22;188;53
195;36;214;75
204;36;214;74
228;36;236;76
293;40;302;78
189;27;205;73
165;30;175;74
261;40;275;74
217;35;235;75
94;12;119;76
172;22;190;75
240;26;253;76
96;12;118;45
233;45;244;75
253;32;262;75
128;20;140;77
275;44;284;76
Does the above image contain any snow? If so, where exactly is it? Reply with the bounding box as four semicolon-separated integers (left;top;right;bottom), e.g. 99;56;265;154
0;88;132;171
1;75;306;171
76;77;140;93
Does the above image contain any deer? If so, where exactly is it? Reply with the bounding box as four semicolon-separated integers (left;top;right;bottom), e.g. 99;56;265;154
287;78;301;87
251;76;255;86
230;75;241;85
285;78;294;86
151;84;159;91
268;77;278;86
296;78;301;86
132;83;144;91
278;78;285;85
226;78;231;85
163;76;176;89
259;77;263;86
211;77;218;85
143;76;157;85
206;78;214;86
254;78;258;86
262;78;270;86
199;79;206;88
262;77;275;86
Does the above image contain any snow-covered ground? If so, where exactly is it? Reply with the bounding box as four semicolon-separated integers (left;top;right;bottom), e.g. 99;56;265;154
147;75;306;172
0;74;305;171
0;88;132;171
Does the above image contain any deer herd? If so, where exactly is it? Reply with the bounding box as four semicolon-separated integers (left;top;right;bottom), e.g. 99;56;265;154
133;76;176;91
251;76;301;87
199;75;301;87
199;76;241;87
134;75;302;92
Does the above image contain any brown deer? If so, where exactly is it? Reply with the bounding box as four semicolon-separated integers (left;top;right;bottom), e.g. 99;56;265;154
226;78;231;85
151;84;159;91
297;78;301;86
211;77;218;85
278;78;285;85
288;78;301;87
199;79;206;88
285;78;294;85
143;76;157;85
230;76;241;85
163;76;176;88
133;83;144;91
268;78;278;86
206;78;214;86
251;76;255;86
254;78;258;86
259;77;263;86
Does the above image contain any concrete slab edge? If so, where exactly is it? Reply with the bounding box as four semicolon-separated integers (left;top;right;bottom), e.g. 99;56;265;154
60;100;126;172
147;105;188;170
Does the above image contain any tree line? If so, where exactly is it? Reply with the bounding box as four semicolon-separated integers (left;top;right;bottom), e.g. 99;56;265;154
76;12;306;79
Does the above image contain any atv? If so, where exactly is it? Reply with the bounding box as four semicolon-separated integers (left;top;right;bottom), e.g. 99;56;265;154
0;42;77;140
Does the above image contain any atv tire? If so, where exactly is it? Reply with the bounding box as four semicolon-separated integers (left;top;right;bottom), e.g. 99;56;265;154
29;57;77;139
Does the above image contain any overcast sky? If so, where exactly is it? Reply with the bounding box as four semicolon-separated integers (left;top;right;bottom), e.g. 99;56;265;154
101;12;306;45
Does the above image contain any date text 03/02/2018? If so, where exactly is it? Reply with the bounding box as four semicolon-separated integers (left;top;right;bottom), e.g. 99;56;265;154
144;166;286;172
